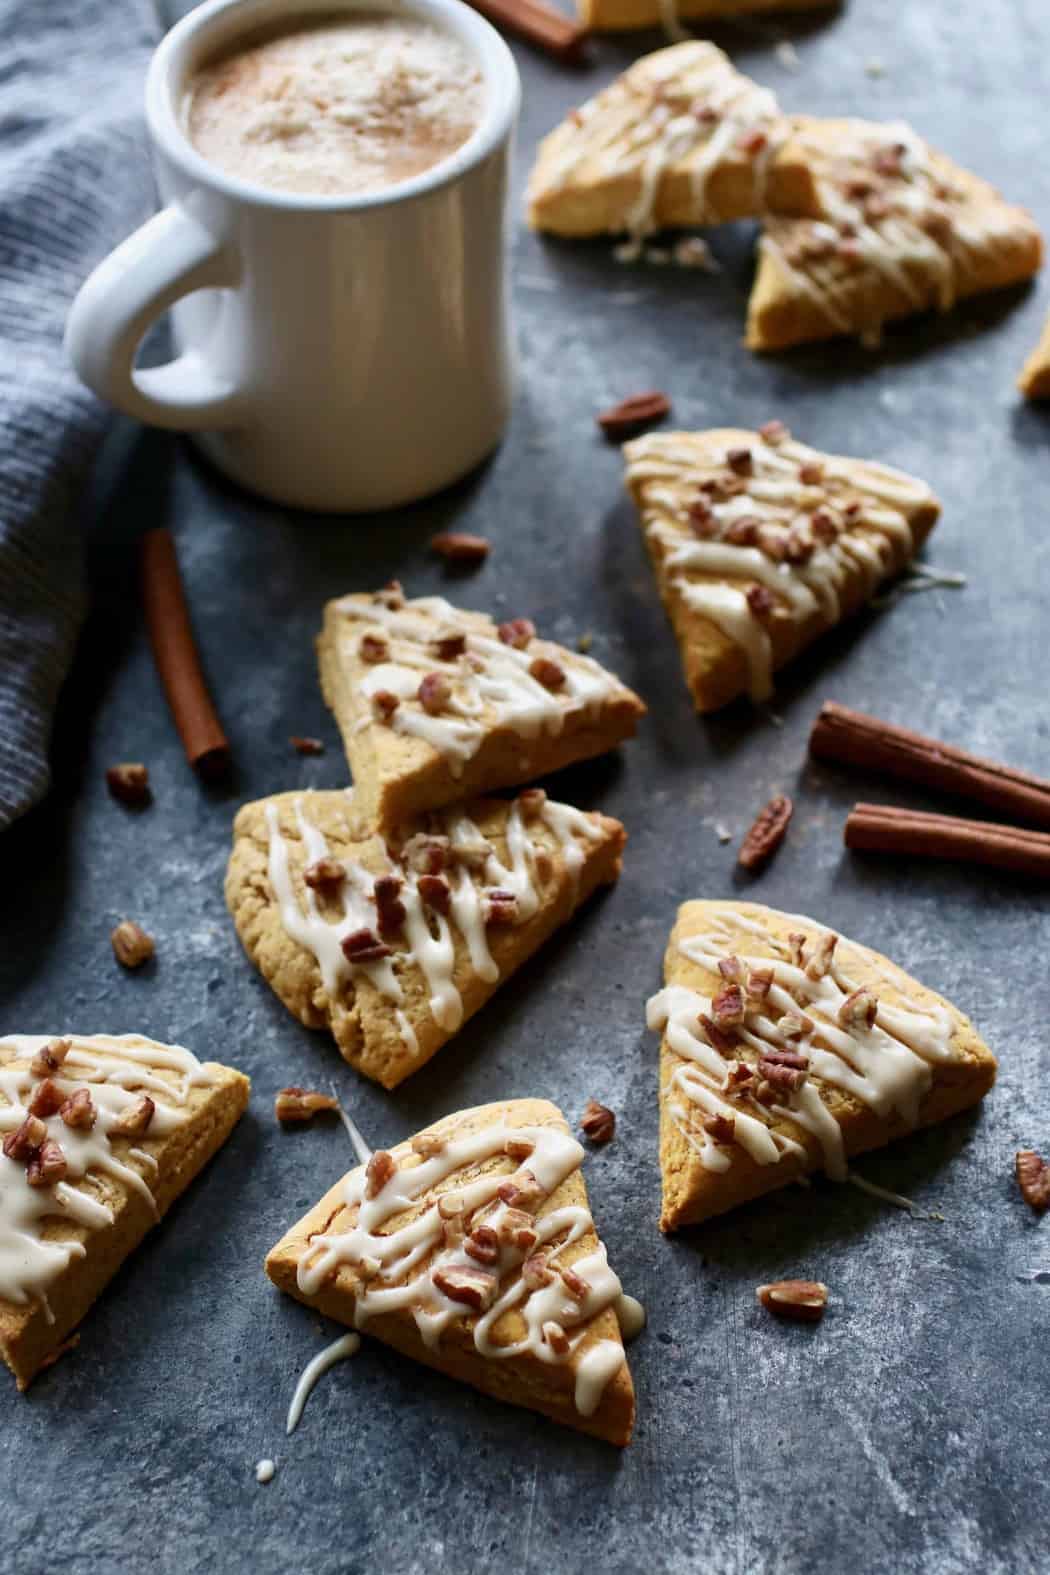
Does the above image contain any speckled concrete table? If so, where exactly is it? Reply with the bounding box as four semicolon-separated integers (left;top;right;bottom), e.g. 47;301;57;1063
4;2;1050;1571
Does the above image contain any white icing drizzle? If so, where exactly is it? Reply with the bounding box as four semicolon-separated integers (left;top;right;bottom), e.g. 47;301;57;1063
625;428;934;701
0;1034;214;1317
255;1459;276;1483
647;910;962;1184
295;1121;639;1417
286;1331;361;1434
330;1091;373;1165
530;42;785;240
338;593;626;776
848;1171;939;1219
265;793;603;1056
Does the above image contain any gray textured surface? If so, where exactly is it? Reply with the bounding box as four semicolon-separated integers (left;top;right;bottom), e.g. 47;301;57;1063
3;1;1050;1571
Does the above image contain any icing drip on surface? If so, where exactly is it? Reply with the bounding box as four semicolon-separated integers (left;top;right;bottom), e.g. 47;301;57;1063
286;1331;361;1434
533;42;784;240
296;1121;639;1417
255;1459;275;1483
626;429;933;701
330;1092;373;1166
648;910;961;1182
265;793;603;1053
337;594;626;775
0;1035;213;1315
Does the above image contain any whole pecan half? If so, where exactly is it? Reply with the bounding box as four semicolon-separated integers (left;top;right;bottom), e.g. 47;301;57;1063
60;1089;97;1130
27;1139;68;1188
432;1264;497;1312
1016;1150;1050;1212
274;1087;338;1124
596;390;671;441
756;1279;828;1322
738;795;793;872
430;531;490;564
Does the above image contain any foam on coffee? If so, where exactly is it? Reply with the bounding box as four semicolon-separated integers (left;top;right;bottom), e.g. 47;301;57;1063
185;12;486;197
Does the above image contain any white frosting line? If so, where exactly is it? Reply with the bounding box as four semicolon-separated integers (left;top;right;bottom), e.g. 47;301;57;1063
255;1458;275;1483
286;1331;361;1435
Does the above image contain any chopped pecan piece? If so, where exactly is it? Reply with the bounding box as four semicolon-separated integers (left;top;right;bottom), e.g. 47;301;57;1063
528;656;566;691
111;920;154;969
106;762;150;805
754;1079;777;1106
747;967;774;1005
805;932;838;980
465;1226;500;1266
725;516;762;547
304;857;345;893
401;834;449;875
30;1038;70;1077
28;1079;65;1119
757;526;789;563
518;787;547;818
1016;1151;1050;1212
523;1252;554;1290
418;672;452;715
810;509;839;546
364;1149;396;1200
418;874;451;915
449;832;493;871
432;1264;497;1312
431;627;467;661
504;1138;534;1161
698;1013;739;1057
359;632;389;663
371;689;400;721
596;390;671;440
726;446;753;476
738;795;793;872
498;618;535;650
688;500;717;538
560;1265;589;1302
712;984;746;1029
498;1169;546;1207
290;736;324;756
784;528;814;565
758;1052;808;1092
60;1089;97;1130
3;1114;47;1162
757;1279;828;1322
373;874;407;937
437;1190;465;1218
411;1132;447;1159
27;1139;68;1188
838;987;878;1029
542;1320;571;1356
759;420;789;446
579;1100;616;1144
430;531;490;564
787;932;807;968
736;128;767;156
703;1113;736;1144
484;889;519;926
274;1087;338;1124
341;927;392;964
374;580;404;609
776;1014;813;1040
111;1096;156;1138
497;1207;537;1250
723;1060;755;1092
798;461;825;486
718;955;744;984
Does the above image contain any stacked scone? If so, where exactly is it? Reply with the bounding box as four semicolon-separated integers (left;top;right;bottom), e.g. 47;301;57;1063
527;42;1042;350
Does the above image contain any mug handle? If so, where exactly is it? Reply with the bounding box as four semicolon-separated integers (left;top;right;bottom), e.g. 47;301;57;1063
65;202;243;430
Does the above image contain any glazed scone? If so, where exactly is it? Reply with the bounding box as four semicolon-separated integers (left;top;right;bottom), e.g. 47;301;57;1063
318;585;645;830
748;117;1043;350
0;1033;250;1389
649;902;997;1232
266;1098;640;1445
1018;312;1050;398
226;788;626;1089
578;0;835;32
526;42;784;239
623;422;940;711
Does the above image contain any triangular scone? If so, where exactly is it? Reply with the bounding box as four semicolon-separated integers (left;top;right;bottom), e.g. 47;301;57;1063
748;117;1043;350
318;586;645;830
1018;313;1050;399
266;1098;638;1445
526;42;784;238
649;902;997;1232
226;788;626;1090
578;0;834;32
624;423;939;711
0;1034;249;1389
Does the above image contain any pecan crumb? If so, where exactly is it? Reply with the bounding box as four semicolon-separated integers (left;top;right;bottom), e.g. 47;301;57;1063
30;1038;71;1077
111;920;154;970
432;1263;497;1312
596;390;671;440
484;889;519;926
756;1279;828;1322
28;1079;64;1119
3;1114;47;1162
528;656;566;691
27;1138;68;1188
726;446;753;476
838;987;878;1029
60;1089;97;1130
364;1149;396;1200
341;927;393;964
703;1113;736;1144
498;618;536;650
465;1226;500;1265
359;632;389;663
430;531;490;565
290;736;324;756
738;795;793;872
373;874;406;937
418;873;451;914
1016;1150;1050;1212
418;671;452;715
106;762;150;806
371;689;400;721
523;1252;554;1290
304;857;345;893
274;1087;338;1124
579;1100;615;1144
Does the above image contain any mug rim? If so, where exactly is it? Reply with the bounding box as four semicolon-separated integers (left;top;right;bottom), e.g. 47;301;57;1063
147;0;522;213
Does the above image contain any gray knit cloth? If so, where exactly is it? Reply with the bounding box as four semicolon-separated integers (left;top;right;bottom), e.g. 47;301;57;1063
0;0;157;829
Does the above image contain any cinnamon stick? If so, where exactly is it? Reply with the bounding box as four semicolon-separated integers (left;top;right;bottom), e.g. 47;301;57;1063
464;0;588;62
844;803;1050;879
140;528;230;780
810;702;1050;830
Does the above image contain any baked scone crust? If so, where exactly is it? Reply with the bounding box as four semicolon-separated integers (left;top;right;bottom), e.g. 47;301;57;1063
226;788;626;1089
624;424;940;711
526;42;784;238
749;117;1043;351
579;0;835;31
319;588;644;831
266;1098;636;1445
1018;312;1050;399
651;902;997;1232
0;1034;249;1389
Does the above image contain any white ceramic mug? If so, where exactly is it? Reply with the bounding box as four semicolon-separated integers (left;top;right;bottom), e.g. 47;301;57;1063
66;0;520;512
